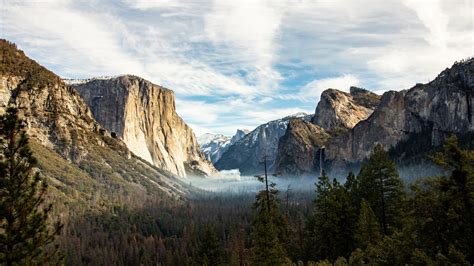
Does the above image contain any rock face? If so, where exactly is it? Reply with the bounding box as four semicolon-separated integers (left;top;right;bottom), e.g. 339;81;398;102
230;129;250;144
325;59;474;175
272;88;380;177
198;129;249;163
312;87;380;131
274;119;330;176
73;76;216;178
215;113;311;175
0;39;189;200
0;40;100;158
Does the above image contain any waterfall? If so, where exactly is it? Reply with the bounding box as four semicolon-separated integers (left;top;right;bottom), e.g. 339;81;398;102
319;146;325;177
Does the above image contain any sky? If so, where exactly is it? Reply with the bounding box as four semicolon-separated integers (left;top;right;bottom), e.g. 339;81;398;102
1;0;473;136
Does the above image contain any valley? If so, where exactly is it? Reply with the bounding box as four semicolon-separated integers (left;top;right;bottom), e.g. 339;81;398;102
0;3;473;262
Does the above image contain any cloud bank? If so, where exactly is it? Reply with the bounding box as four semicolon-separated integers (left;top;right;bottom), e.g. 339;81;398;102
1;0;472;135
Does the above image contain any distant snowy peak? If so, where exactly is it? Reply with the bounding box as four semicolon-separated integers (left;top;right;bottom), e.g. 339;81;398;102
62;76;122;85
282;112;311;120
215;112;311;175
197;133;230;146
198;129;250;164
230;129;250;144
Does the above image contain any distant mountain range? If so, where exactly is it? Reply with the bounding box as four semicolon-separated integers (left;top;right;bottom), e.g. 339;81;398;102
210;60;474;178
214;113;312;175
197;129;249;163
2;37;472;190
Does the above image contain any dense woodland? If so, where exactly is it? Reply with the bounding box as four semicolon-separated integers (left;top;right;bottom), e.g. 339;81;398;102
60;136;474;265
1;106;474;265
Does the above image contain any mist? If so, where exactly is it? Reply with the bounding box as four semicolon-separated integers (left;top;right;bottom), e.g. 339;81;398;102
187;169;319;193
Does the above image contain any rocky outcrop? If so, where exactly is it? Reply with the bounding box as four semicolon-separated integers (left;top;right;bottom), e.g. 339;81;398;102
0;40;101;160
215;113;311;175
271;88;379;177
230;129;250;144
0;39;189;200
73;76;216;178
325;59;474;175
312;87;380;131
274;119;329;176
198;129;249;163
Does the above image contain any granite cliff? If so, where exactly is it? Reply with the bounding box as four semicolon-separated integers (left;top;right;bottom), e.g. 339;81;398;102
0;39;190;205
312;87;380;131
72;76;216;178
274;119;329;176
274;87;380;176
325;59;474;175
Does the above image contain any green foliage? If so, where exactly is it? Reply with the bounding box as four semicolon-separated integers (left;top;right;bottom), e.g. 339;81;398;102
250;180;287;265
358;145;405;235
197;225;224;266
410;135;474;262
0;107;62;265
0;39;61;87
355;199;381;248
306;171;357;261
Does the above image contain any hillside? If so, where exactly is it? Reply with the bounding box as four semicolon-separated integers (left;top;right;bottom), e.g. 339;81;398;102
0;39;191;209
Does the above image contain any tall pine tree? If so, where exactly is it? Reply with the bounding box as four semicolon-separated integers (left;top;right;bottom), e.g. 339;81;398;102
250;179;287;265
306;171;357;262
411;136;474;262
357;145;404;235
0;107;62;265
355;199;381;249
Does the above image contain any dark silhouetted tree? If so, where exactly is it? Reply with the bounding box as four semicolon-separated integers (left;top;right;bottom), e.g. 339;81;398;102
0;107;62;265
358;145;404;235
250;177;287;265
306;171;357;261
410;135;473;262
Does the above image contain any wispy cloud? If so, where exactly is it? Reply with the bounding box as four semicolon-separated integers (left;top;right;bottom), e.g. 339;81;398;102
297;74;360;102
1;0;472;136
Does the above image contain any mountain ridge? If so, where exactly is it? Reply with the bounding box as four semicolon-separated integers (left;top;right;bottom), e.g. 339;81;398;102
0;39;192;209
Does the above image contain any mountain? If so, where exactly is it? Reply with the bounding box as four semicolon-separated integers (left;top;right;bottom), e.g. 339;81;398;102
312;87;381;131
325;58;474;176
198;133;230;163
198;129;249;163
0;39;190;210
274;119;330;176
71;75;216;178
215;113;311;175
273;88;381;176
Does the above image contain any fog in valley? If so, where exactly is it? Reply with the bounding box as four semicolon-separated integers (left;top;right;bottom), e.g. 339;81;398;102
188;169;320;193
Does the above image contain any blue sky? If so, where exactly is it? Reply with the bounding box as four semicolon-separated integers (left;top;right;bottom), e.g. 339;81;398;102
1;0;473;136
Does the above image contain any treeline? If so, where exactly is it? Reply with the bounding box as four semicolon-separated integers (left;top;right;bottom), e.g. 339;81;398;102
246;137;473;265
56;136;473;265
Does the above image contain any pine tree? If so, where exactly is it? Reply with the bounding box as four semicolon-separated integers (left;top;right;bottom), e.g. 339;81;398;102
306;171;357;261
250;180;287;265
344;171;361;213
0;107;62;265
197;225;224;266
357;145;404;235
355;199;381;248
411;135;474;262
